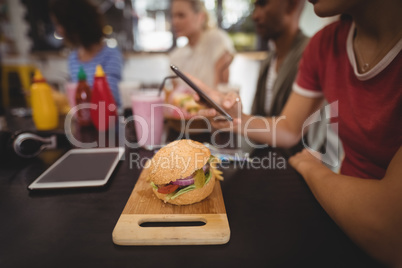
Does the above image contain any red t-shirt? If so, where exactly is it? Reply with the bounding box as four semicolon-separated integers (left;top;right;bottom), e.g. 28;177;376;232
295;19;402;179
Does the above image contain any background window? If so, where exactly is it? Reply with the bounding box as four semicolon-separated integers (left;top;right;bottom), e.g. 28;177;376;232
20;0;258;53
131;0;172;52
18;0;332;53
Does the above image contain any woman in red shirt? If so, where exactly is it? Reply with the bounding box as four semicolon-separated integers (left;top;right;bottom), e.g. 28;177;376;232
195;0;402;265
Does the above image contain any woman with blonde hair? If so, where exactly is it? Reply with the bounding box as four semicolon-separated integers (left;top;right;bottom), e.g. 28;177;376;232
169;0;235;88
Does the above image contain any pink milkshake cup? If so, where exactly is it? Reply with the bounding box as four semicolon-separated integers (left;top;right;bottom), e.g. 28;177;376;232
131;90;165;148
65;82;78;108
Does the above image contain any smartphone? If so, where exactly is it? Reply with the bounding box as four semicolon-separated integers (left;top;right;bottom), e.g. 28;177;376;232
170;65;233;121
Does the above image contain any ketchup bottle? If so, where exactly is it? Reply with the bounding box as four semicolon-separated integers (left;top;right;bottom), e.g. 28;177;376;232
90;65;117;131
30;69;59;130
75;66;92;127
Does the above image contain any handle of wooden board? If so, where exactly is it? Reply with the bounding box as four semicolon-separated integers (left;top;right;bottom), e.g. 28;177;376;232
138;216;207;227
112;214;230;245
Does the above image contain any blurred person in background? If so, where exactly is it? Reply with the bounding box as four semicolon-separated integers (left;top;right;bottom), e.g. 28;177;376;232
251;0;309;156
251;0;341;165
49;0;122;108
252;0;308;118
169;0;235;88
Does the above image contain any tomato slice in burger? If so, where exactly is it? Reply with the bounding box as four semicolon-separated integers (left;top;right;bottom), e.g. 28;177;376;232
157;184;179;194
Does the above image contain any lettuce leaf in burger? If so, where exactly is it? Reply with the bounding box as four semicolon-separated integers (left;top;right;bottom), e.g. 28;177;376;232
147;139;222;205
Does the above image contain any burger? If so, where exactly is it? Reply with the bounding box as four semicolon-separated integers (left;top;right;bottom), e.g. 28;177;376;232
147;139;222;205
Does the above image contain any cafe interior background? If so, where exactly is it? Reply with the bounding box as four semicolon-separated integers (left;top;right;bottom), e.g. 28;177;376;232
0;0;335;115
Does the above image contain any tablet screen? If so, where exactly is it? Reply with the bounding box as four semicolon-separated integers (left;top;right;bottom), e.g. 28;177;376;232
28;147;124;190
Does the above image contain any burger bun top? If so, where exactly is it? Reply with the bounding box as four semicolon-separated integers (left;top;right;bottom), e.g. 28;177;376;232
147;139;211;185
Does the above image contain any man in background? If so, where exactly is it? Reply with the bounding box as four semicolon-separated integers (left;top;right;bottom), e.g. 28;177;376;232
251;0;340;167
252;0;307;118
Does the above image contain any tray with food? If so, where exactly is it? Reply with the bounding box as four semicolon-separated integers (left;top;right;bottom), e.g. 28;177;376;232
164;88;210;133
112;140;230;245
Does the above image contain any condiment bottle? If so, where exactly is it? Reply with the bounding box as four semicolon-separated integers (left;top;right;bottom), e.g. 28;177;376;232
75;66;92;126
90;65;117;131
0;103;7;131
30;69;59;130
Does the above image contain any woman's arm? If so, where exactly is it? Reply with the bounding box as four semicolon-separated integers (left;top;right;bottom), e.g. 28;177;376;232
289;147;402;267
194;79;324;148
238;92;324;148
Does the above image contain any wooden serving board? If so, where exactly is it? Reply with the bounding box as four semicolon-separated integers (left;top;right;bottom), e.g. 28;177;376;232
112;166;230;245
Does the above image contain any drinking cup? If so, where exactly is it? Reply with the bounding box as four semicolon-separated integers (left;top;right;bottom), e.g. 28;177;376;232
131;89;165;148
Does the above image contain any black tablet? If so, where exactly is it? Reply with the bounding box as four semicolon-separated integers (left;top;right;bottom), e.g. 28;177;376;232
170;65;233;121
28;147;124;190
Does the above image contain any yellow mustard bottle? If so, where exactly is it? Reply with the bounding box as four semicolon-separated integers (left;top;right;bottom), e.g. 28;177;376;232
31;69;59;130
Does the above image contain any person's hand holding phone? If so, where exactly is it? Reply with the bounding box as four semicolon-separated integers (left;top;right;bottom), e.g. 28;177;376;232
186;73;243;131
